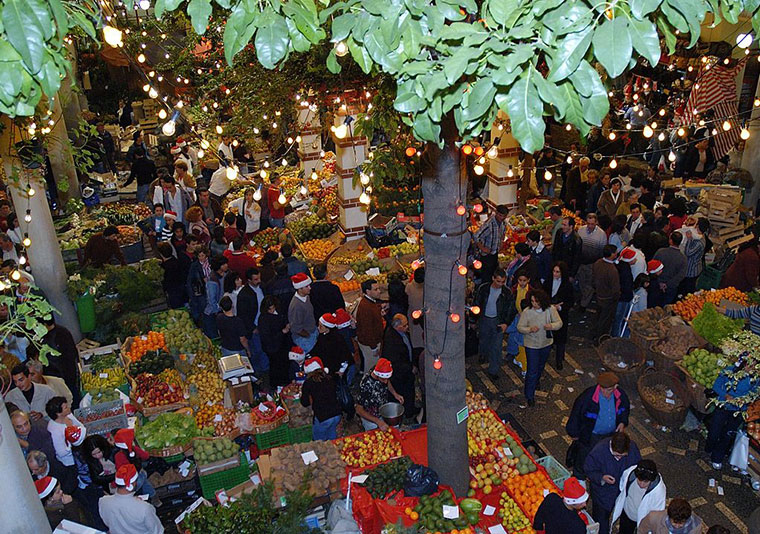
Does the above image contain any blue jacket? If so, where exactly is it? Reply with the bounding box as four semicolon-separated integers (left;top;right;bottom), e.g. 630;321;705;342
567;385;631;442
204;274;223;315
531;242;552;284
583;436;641;510
713;366;759;412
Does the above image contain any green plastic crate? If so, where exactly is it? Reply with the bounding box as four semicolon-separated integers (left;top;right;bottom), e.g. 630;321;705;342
199;453;250;499
254;424;290;451
696;265;723;291
536;455;571;487
288;425;312;444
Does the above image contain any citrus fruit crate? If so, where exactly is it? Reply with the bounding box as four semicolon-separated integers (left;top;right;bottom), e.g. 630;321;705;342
254;423;290;451
198;453;250;499
288;424;312;444
536;455;571;487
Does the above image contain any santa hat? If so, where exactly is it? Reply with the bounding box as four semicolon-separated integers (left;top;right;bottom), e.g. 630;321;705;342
164;210;178;221
114;428;136;457
289;346;306;363
334;308;352;328
176;137;187;147
374;358;393;379
319;313;338;328
647;260;664;274
170;145;182;155
115;464;139;491
304;356;324;374
64;425;86;447
563;477;589;506
619;248;636;263
291;272;312;289
35;476;57;500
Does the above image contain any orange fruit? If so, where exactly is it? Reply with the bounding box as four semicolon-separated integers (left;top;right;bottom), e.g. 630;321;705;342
405;507;412;516
410;511;419;521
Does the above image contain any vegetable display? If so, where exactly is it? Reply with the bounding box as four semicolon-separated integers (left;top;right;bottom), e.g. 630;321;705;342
359;456;413;498
413;492;469;532
683;349;732;387
692;303;744;347
136;412;208;450
338;430;403;467
194;437;240;465
672;288;749;321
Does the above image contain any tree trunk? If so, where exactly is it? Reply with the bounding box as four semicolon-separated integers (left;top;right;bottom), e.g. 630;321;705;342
517;152;534;213
421;116;469;496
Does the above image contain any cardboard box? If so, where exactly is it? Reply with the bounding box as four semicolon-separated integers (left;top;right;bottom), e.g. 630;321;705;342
53;520;105;534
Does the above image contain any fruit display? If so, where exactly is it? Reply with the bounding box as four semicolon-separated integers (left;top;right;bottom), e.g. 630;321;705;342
672;288;749;321
82;366;127;391
115;225;141;246
88;352;121;372
194;404;238;436
94;202;152;225
312;185;338;217
561;208;584;228
468;452;521;494
683;348;732;387
503;434;537;476
628;307;672;338
124;332;167;362
251;400;288;426
288;213;336;242
499;492;532;532
349;257;388;274
383;242;418;258
133;373;185;408
412;492;469;532
748;420;760;442
504;471;558;520
250;227;281;248
459;498;483;527
692;302;744;346
136;412;207;450
153;310;211;354
359;456;413;498
300;238;338;261
467;410;509;453
88;388;121;405
335;279;361;293
187;370;225;406
77;403;125;424
128;350;175;376
280;382;302;400
269;441;347;494
466;390;489;413
330;247;371;265
158;368;183;386
338;430;403;467
194;437;239;465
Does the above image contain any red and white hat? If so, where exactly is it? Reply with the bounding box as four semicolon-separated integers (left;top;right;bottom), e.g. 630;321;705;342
289;346;306;362
304;356;324;374
115;464;139;491
647;260;664;274
291;272;312;289
114;428;136;457
619;248;636;263
374;358;393;379
563;477;589;506
65;425;86;447
334;308;352;328
176;137;187;147
164;210;178;221
319;313;338;328
170;145;182;155
35;476;57;499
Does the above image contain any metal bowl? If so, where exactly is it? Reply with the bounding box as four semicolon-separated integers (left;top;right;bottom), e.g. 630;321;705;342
380;402;405;427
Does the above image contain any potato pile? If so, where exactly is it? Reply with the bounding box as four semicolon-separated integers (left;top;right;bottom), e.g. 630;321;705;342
629;307;671;338
287;400;312;427
654;326;702;358
269;441;346;495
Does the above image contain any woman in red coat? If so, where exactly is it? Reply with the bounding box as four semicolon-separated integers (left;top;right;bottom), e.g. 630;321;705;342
721;240;760;292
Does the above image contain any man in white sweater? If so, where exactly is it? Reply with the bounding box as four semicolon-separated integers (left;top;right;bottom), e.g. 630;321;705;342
4;364;56;421
99;464;164;534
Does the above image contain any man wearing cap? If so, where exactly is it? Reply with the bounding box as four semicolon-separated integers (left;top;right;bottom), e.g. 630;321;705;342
99;464;164;534
653;232;687;305
473;204;508;282
355;357;404;431
612;247;636;338
597;176;624;221
583;432;642;534
382;314;417;421
288;272;319;353
566;372;630;480
611;459;667;534
533;477;589;534
311;313;353;381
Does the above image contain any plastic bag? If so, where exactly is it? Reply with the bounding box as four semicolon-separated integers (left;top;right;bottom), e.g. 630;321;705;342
328;500;361;534
729;429;749;471
403;464;439;497
337;374;355;419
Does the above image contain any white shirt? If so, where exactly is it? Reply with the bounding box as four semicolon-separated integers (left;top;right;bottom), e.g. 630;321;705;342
629;246;647;281
551;278;561;298
250;284;264;324
218;142;234;164
42;376;73;404
2;246;19;263
7;227;21;244
158;187;186;222
623;481;647;521
627;214;643;236
47;414;84;466
209;167;232;197
99;492;164;534
176;153;193;175
228;197;261;233
4;382;56;416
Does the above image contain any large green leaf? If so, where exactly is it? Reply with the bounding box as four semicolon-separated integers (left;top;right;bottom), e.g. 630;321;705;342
412;112;441;143
285;17;311;52
326;47;341;73
629;0;662;19
557;81;590;136
669;0;707;45
542;4;592;35
547;25;592;82
659;1;688;33
330;12;356;42
282;0;325;43
188;0;212;34
48;0;68;42
2;0;46;73
488;0;519;26
571;61;609;126
394;91;425;113
154;0;183;19
462;78;496;122
347;37;373;74
224;1;255;64
26;0;54;40
254;12;290;69
656;15;678;54
629;18;660;66
592;17;632;78
37;52;61;96
443;49;478;84
502;70;545;153
533;72;566;119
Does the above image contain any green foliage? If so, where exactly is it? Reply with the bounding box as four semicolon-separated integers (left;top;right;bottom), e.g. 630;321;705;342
0;281;60;368
692;302;744;346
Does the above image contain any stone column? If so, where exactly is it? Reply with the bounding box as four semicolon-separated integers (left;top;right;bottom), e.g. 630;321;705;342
333;104;368;241
485;112;521;210
741;76;760;211
49;94;80;200
296;105;322;179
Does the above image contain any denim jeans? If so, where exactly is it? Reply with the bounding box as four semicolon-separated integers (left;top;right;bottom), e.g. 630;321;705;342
269;217;284;228
293;328;319;354
312;415;341;441
706;406;743;464
248;331;269;372
479;316;504;375
524;345;551;402
612;300;632;338
136;184;151;204
135;469;155;499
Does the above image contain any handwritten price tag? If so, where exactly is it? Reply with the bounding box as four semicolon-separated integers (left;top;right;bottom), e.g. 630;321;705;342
442;505;459;519
483;505;495;516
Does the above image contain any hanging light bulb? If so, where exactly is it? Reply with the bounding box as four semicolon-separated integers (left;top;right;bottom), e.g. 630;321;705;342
287;136;294;144
470;305;481;315
658;132;666;142
478;156;486;165
300;184;308;196
278;190;287;205
253;127;260;134
487;145;498;159
474;146;485;157
162;117;176;136
19;256;26;265
668;151;676;162
450;313;461;323
412;309;423;320
544;169;553;181
333;123;348;139
176;100;184;108
677;127;686;137
27;187;35;197
626;123;632;130
456;203;466;216
308;170;317;181
651;122;658;129
139;0;150;8
473;259;482;270
712;128;719;136
281;158;288;166
462;144;473;155
566;155;573;164
197;149;204;158
608;132;617;141
103;25;123;47
335;41;349;57
216;125;223;134
456;261;467;276
433;357;442;370
473;203;483;214
359;172;370;186
609;159;618;169
263;161;270;168
565;124;572;131
359;190;371;205
643;125;654;138
148;87;158;99
253;185;263;201
295;135;302;143
741;128;751;140
137;53;146;63
659;108;666;116
737;33;754;49
158;109;167;120
142;84;150;92
11;269;21;280
259;169;268;179
722;120;731;131
507;166;514;178
226;166;239;180
473;164;484;175
21;235;31;247
24;212;31;223
755;98;760;107
405;147;416;157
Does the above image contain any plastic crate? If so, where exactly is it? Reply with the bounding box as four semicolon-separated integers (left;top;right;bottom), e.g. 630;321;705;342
154;478;198;500
696;265;723;290
254;424;290;451
198;453;250;499
75;400;128;435
536;455;571;488
288;425;312;444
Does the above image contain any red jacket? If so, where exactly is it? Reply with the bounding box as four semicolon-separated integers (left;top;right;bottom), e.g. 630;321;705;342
223;250;258;279
114;445;149;470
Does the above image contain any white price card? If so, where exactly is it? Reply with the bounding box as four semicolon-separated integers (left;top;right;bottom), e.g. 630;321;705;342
483;505;496;516
213;414;223;423
718;486;724;496
617;361;627;368
301;450;319;465
665;398;676;405
442;505;459;519
543;488;550;497
351;474;368;484
366;267;381;276
99;373;109;379
258;402;270;412
666;389;674;398
503;446;513;457
344;269;355;280
250;473;262;486
709;478;716;487
488;525;508;534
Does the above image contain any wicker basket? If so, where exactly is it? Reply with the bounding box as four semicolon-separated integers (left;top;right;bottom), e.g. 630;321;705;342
651;325;707;374
596;338;645;392
673;361;712;414
637;369;690;427
251;403;289;434
145;441;193;458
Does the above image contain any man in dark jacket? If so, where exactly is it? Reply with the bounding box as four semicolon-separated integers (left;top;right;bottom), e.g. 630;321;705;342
194;187;224;230
41;317;81;408
310;263;345;319
265;261;296;315
613;248;635;337
552;217;583;279
584;432;641;534
475;269;517;381
237;268;267;372
11;410;56;460
526;230;551;284
566;372;630;479
382;314;417;421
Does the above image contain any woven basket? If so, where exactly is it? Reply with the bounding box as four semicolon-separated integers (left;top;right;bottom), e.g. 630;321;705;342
251;402;289;434
637;369;690;427
651;325;707;374
145;441;193;458
673;361;712;414
596;338;645;392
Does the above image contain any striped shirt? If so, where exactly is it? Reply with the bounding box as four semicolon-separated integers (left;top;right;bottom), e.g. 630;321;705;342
683;235;705;278
475;216;506;255
725;305;760;335
578;225;607;264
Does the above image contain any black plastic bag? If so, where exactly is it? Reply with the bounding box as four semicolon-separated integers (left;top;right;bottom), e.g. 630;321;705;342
565;440;578;470
404;464;439;496
336;374;355;419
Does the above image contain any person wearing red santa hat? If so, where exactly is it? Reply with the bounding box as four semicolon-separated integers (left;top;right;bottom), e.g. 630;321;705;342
113;428;157;503
646;259;665;308
533;476;589;534
301;356;342;440
288;272;319;353
612;247;636;337
288;345;306;382
311;313;353;381
355;357;404;431
36;475;89;528
99;464;164;534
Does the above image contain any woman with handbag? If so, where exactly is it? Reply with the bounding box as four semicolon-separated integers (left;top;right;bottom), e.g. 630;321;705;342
518;288;562;406
300;357;342;440
543;261;573;370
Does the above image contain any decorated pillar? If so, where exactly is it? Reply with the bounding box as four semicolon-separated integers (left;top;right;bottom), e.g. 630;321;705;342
485;112;521;210
296;105;323;179
333;103;368;241
741;76;760;211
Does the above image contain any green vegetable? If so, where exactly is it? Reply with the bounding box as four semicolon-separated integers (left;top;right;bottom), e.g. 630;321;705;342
683;348;732;387
136;412;208;450
692;302;744;346
360;456;412;498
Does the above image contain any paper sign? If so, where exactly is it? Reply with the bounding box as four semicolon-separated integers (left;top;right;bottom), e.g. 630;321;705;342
483;505;496;516
442;505;459;519
137;494;149;501
250;473;262;486
503;446;513;457
574;369;584;374
617;361;627;368
258;402;270;412
568;387;574;392
344;269;355;280
351;474;369;484
456;406;469;425
366;267;380;276
488;525;508;534
301;450;319;465
367;251;376;259
179;460;191;471
718;486;724;496
665;398;676;405
666;389;674;398
709;478;715;487
543;489;550;497
213;414;223;422
99;373;109;379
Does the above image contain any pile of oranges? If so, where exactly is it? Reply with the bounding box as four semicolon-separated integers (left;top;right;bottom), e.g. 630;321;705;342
672;287;748;321
504;471;558;520
300;238;338;261
125;332;167;362
335;279;360;292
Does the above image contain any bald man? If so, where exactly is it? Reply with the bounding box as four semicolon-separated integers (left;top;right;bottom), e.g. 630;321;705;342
382;314;417;421
11;410;56;459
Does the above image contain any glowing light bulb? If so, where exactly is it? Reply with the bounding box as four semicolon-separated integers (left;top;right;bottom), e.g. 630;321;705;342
405;147;416;157
457;264;468;276
200;139;210;150
412;309;422;320
333;123;347;139
433;358;442;370
162;119;176;136
737;33;754;49
677;127;686;137
722;120;731;131
565;124;572;131
643;125;654;138
473;164;484;175
507;166;514;178
335;41;348;57
264;161;270;168
226;166;239;180
487;146;498;159
103;25;123;47
253;127;260;134
139;0;150;9
755;99;760;107
158;109;167;120
659;109;666;116
259;169;268;179
278;191;287;205
450;313;461;323
474;204;483;214
19;256;26;265
148;87;158;99
300;184;308;196
658;132;666;142
456;204;466;216
359;191;371;205
22;237;31;247
566;156;573;164
544;169;553;181
473;259;482;270
741;128;751;140
197;149;204;158
474;146;484;157
142;84;150;92
24;213;31;223
462;145;473;155
626;123;632;130
478;157;486;165
668;151;676;162
176;100;184;108
287;136;294;144
608;132;616;140
295;135;302;143
470;306;480;315
137;53;146;63
253;186;262;201
27;187;35;197
216;125;223;134
11;269;21;280
281;158;288;166
609;159;618;169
